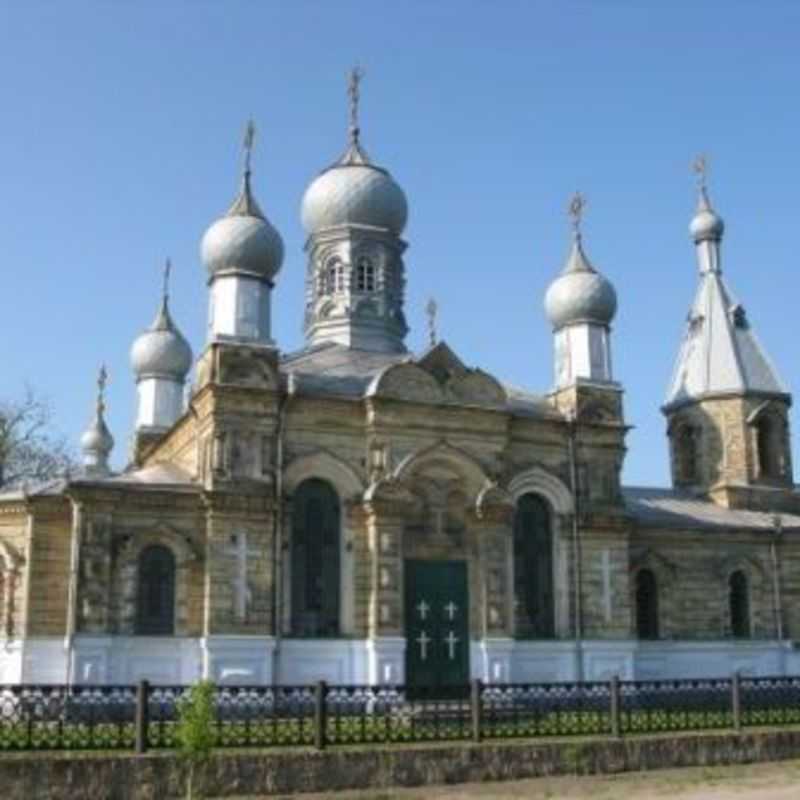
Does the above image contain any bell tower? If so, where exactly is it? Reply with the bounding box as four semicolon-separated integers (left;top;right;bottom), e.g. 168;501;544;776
663;159;794;509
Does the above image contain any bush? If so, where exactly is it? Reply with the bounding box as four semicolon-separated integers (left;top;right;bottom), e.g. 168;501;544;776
175;681;216;800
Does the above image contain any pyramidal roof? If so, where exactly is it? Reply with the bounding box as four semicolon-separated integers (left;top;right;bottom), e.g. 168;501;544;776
664;192;787;410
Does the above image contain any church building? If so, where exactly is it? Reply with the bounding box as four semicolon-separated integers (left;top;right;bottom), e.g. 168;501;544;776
1;75;799;688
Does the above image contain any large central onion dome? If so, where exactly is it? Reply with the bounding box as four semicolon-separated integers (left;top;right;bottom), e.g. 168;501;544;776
545;235;617;330
201;171;284;281
130;297;192;381
301;140;408;236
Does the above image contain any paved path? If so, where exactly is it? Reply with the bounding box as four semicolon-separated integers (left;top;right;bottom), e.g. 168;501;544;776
224;758;800;799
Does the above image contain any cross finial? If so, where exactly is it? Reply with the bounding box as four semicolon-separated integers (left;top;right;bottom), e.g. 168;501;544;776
162;257;171;304
425;297;438;348
96;364;108;416
243;118;256;175
568;191;586;237
692;154;708;190
347;65;365;145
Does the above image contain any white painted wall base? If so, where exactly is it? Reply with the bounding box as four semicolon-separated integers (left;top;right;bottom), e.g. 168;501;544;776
275;639;369;685
202;636;275;685
367;637;405;685
4;636;798;686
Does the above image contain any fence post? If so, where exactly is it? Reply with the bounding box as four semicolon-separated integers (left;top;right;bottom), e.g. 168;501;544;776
610;675;621;738
731;671;742;733
135;679;149;754
470;679;482;743
314;680;327;751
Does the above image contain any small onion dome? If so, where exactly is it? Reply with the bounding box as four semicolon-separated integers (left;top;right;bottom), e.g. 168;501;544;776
545;236;617;330
690;187;725;242
301;141;408;236
201;171;284;282
130;298;193;381
80;415;114;463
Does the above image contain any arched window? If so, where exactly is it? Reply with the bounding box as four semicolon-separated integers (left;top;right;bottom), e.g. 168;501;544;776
756;415;782;479
729;570;751;638
635;569;659;640
136;545;176;635
513;493;554;638
322;258;344;295
355;257;375;292
291;479;341;637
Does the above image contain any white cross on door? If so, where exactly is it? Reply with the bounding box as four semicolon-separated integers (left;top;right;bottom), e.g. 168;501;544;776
416;630;431;661
444;630;459;660
444;601;458;620
416;600;430;620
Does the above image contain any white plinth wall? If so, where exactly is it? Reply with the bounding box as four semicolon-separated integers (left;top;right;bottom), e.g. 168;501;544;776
1;637;798;685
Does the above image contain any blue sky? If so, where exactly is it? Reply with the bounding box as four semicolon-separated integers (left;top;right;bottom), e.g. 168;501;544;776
1;1;799;486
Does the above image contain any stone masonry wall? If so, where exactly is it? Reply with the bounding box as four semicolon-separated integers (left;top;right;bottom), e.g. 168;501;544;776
4;729;800;799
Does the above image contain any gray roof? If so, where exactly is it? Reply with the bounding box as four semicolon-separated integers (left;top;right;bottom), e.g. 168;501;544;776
665;194;787;409
624;486;800;531
281;342;553;416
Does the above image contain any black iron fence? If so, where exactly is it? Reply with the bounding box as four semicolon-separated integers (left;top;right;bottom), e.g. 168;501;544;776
0;675;798;752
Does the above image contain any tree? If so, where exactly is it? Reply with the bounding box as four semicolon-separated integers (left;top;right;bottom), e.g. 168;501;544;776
0;388;74;490
175;680;217;800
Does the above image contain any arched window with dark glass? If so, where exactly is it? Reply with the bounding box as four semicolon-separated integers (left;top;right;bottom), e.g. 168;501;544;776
136;545;176;635
355;256;376;292
635;569;659;640
729;570;751;638
513;493;555;638
291;479;341;637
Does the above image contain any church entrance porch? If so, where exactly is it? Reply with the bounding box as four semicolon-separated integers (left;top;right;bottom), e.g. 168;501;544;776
404;560;469;695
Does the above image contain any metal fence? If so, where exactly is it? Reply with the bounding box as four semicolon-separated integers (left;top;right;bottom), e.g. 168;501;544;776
0;674;799;752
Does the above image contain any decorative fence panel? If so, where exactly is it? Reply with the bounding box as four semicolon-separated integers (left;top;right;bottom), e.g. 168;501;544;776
0;675;799;752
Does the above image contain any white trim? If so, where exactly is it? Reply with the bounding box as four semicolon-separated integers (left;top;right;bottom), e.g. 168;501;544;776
507;465;574;514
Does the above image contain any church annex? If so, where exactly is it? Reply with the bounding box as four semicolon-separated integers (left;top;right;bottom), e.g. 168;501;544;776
1;75;799;688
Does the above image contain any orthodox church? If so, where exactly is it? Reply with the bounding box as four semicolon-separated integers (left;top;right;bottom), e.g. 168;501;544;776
1;75;799;689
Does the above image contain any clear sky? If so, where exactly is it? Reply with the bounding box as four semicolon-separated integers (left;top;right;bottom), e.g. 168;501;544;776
1;1;798;486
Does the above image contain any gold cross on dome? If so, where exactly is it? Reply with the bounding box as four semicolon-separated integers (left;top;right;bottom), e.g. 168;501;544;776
426;297;438;347
96;364;108;415
692;154;708;189
348;65;365;143
243;119;256;174
568;191;586;235
162;258;171;302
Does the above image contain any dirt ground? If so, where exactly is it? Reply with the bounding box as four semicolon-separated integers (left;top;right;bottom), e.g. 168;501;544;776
225;758;800;799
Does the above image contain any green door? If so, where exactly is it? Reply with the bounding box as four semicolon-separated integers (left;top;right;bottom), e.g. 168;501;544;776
404;560;469;695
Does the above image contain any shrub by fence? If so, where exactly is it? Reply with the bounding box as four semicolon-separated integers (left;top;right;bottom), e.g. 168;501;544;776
0;674;798;753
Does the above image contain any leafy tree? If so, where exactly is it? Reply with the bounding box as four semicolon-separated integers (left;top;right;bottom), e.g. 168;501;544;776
0;388;74;490
175;680;217;800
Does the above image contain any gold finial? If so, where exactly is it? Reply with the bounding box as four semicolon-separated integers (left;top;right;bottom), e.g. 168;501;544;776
96;365;108;416
425;297;438;348
243;118;256;175
692;154;708;190
162;258;171;304
568;191;586;237
347;65;365;145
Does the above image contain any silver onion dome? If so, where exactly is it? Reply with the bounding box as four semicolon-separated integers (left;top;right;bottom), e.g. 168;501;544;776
690;186;725;242
81;366;114;473
201;170;284;281
545;236;617;330
130;296;192;381
301;141;408;236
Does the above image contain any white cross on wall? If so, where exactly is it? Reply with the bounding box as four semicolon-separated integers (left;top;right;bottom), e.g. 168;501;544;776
416;630;431;661
444;601;458;620
444;631;459;660
225;533;259;622
417;600;430;620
